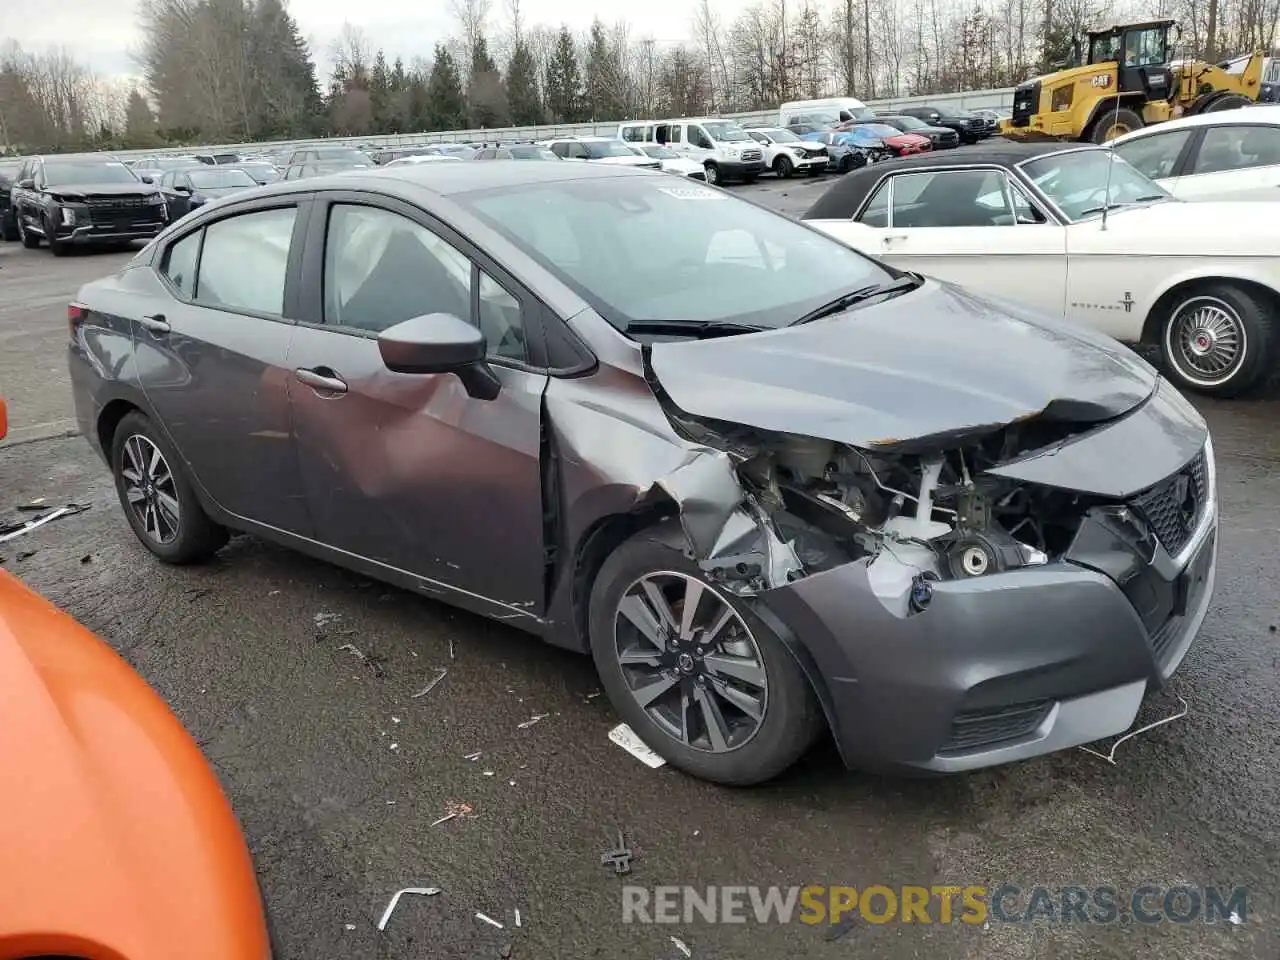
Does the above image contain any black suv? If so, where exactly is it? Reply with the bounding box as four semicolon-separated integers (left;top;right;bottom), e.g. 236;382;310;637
9;155;168;255
897;105;990;144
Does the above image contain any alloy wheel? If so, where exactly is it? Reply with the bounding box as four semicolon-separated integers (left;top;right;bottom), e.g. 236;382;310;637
120;433;181;544
613;571;768;753
1165;295;1246;388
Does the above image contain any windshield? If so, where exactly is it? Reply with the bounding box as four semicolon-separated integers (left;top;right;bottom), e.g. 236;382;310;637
189;168;257;189
510;146;559;159
459;178;892;332
703;121;750;142
641;145;679;159
857;124;903;138
238;164;279;181
44;162;139;185
317;148;372;163
1022;149;1171;221
584;141;639;159
762;128;801;143
886;116;925;130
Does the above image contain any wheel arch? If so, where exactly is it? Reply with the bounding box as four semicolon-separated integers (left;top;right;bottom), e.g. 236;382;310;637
1140;272;1280;343
97;397;144;458
1083;94;1147;137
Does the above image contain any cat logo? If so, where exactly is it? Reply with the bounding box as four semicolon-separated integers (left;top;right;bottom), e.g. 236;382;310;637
1091;74;1113;88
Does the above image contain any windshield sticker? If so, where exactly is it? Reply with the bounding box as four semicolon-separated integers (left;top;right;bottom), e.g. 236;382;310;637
655;185;729;201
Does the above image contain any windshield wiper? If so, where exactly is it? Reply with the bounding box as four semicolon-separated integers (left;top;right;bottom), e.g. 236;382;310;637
625;319;765;340
789;274;924;326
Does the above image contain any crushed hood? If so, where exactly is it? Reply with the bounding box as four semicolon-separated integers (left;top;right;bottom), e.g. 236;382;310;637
46;182;158;200
645;279;1157;450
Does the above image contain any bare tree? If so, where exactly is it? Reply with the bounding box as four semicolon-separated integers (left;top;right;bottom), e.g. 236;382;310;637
451;0;494;52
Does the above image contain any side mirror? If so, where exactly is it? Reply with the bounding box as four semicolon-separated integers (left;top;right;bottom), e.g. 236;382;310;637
17;178;34;189
140;175;154;184
378;313;500;401
172;183;191;193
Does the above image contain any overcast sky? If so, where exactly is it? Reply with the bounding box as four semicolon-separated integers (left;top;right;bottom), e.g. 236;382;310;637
0;0;704;84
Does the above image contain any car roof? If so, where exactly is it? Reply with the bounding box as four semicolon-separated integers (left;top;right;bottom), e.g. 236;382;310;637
1111;104;1280;140
803;142;1089;219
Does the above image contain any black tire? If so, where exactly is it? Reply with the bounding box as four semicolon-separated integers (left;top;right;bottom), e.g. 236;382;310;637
773;155;795;178
1202;93;1253;113
703;162;720;186
1157;282;1276;398
838;154;854;173
110;410;228;563
17;212;39;248
1090;106;1143;143
588;522;825;786
1;208;17;242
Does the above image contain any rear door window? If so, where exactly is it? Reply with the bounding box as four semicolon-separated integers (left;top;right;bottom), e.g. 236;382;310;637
195;207;297;316
1114;129;1192;180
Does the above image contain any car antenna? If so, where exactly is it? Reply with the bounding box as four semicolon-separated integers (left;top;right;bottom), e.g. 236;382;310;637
1100;95;1122;231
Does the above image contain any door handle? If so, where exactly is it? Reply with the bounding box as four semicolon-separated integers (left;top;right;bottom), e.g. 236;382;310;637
138;313;170;334
883;234;909;244
295;367;348;395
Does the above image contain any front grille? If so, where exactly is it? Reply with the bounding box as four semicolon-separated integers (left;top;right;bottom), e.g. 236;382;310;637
940;131;959;144
1011;81;1040;126
85;195;150;210
940;700;1054;754
740;147;762;162
1129;450;1207;557
967;118;985;131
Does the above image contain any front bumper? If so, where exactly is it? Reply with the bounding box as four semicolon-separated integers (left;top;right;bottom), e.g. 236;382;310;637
717;159;766;179
758;440;1218;774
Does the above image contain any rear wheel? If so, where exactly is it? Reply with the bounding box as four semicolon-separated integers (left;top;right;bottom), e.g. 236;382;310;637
704;162;720;186
1159;283;1275;397
588;523;825;786
773;155;794;178
1089;106;1143;143
111;411;229;563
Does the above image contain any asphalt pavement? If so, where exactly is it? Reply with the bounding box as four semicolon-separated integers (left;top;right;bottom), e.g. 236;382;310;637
1;176;1277;960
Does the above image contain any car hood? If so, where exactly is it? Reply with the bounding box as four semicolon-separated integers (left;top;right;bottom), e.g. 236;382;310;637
196;184;255;197
46;182;157;199
644;278;1158;451
0;571;270;959
1087;199;1280;251
593;155;661;167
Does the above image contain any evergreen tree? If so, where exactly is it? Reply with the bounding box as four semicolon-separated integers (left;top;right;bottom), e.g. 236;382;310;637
468;35;508;128
544;25;582;123
506;39;542;125
124;89;158;145
427;44;467;130
583;18;624;121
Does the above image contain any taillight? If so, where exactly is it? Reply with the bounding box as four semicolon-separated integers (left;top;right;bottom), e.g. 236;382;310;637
68;302;88;339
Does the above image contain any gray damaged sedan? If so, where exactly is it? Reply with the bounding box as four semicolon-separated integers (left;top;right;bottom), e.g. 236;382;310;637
67;163;1218;785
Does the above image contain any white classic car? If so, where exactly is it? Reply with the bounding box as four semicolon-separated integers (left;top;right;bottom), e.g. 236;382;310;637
801;142;1279;396
1109;105;1280;202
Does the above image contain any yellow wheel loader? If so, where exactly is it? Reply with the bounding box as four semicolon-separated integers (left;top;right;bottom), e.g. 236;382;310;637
999;19;1262;143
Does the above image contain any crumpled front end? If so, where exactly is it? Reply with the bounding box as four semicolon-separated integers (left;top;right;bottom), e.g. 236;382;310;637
635;359;1218;773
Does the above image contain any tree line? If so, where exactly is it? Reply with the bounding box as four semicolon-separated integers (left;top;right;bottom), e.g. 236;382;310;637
2;0;1279;154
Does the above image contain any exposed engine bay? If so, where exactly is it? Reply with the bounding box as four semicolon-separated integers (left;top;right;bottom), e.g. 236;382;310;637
658;412;1102;617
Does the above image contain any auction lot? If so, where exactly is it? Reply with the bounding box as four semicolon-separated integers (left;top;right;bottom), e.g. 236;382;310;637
2;175;1278;960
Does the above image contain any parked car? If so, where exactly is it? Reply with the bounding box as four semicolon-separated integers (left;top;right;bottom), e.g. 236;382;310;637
838;121;931;157
875;114;962;149
9;156;167;255
897;104;990;143
541;137;661;170
801;131;868;173
473;145;562;161
0;394;275;959
281;159;371;180
67;161;1218;785
281;146;374;169
1108;105;1280;201
127;156;206;184
802;140;1279;396
651;117;767;186
194;152;246;165
0;156;23;240
159;166;260;218
779;97;877;126
230;160;281;185
385;155;465;166
626;144;706;178
742;127;829;177
971;108;1009;134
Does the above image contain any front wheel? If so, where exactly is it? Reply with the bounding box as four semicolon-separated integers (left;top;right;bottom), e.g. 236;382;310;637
703;163;720;186
588;523;825;786
111;411;229;563
1090;106;1143;143
17;213;39;248
1159;283;1276;397
773;155;794;178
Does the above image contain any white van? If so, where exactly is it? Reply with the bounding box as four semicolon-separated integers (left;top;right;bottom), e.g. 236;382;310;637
617;121;657;143
779;97;877;129
645;117;766;186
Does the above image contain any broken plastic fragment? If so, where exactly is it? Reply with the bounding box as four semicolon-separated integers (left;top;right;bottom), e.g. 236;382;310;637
609;723;667;769
377;887;441;931
670;935;693;958
476;912;505;929
517;713;550;729
411;667;449;699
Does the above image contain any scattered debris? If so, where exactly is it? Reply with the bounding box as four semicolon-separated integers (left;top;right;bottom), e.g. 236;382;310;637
392;716;401;724
344;923;356;931
0;503;90;543
314;611;341;628
449;637;456;659
508;779;516;786
1078;695;1190;765
390;743;399;751
1230;910;1243;925
517;713;550;729
483;770;495;777
670;935;693;957
79;554;92;564
464;751;483;761
499;944;513;959
514;908;522;928
411;668;449;699
376;886;441;931
269;589;280;596
609;723;667;769
338;643;366;662
16;550;36;561
825;917;856;941
476;912;505;929
386;800;396;805
585;691;603;701
431;801;475;826
17;497;46;511
601;829;634;875
693;830;700;837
